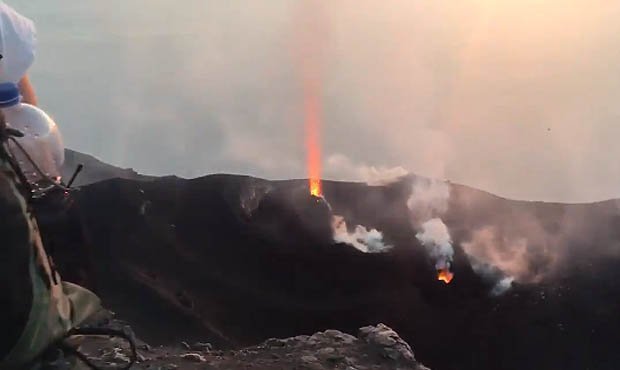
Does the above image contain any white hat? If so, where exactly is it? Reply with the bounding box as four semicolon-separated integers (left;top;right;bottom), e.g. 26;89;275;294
0;2;35;83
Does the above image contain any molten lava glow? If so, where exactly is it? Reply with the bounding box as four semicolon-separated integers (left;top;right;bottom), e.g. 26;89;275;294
305;86;322;196
300;0;324;197
437;269;454;284
310;178;322;197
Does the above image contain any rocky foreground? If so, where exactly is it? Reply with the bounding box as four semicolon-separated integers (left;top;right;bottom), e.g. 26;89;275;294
71;321;428;370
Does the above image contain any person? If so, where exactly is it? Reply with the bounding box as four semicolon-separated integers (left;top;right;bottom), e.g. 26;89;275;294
0;2;38;105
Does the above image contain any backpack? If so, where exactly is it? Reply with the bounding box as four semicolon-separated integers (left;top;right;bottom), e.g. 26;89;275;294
0;122;135;369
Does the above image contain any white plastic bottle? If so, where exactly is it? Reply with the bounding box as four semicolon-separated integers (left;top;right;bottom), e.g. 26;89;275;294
0;82;64;185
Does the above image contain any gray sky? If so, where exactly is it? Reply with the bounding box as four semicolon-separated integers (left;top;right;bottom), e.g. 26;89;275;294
11;0;620;202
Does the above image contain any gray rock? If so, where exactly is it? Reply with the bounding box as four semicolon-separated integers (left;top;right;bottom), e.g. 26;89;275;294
324;330;357;344
343;356;357;365
326;354;346;364
263;335;311;348
304;329;357;347
180;352;207;362
191;341;213;351
358;324;417;364
100;347;131;364
317;347;336;356
264;338;288;348
139;343;152;352
300;355;319;363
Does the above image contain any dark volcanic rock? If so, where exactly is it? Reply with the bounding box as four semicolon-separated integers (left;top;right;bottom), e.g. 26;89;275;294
41;168;620;370
72;322;428;370
250;185;334;246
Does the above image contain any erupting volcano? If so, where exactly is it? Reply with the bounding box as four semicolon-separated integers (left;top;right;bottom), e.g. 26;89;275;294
52;150;620;370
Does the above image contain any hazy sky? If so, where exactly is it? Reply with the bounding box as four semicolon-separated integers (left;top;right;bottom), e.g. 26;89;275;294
12;0;620;202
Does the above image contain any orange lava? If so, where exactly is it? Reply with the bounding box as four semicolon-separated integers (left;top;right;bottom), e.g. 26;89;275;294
437;269;454;284
299;0;325;197
310;178;322;197
305;90;322;196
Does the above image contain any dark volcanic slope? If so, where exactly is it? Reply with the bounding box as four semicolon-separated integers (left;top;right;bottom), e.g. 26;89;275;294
57;174;620;370
61;149;154;186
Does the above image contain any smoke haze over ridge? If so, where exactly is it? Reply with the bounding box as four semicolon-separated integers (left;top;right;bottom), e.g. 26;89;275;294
14;0;620;202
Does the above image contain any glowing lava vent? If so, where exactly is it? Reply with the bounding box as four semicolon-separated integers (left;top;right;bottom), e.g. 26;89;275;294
437;268;454;284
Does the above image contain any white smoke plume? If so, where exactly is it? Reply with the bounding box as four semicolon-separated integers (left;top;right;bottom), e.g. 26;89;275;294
407;178;455;276
491;277;514;296
332;215;392;253
462;226;532;281
461;222;559;296
407;179;514;293
325;153;409;186
407;177;451;221
415;218;454;270
466;255;516;296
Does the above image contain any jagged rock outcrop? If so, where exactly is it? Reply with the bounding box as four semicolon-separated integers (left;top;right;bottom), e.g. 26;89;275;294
73;323;429;370
358;324;424;367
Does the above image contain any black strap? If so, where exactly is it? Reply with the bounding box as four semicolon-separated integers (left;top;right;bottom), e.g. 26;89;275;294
60;327;138;370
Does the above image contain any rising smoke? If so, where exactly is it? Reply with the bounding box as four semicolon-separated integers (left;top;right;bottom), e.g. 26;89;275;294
465;251;517;296
459;206;562;287
407;177;455;277
325;153;409;186
24;1;620;202
462;226;534;282
490;276;514;296
332;215;392;253
415;218;454;272
407;177;451;220
405;177;533;293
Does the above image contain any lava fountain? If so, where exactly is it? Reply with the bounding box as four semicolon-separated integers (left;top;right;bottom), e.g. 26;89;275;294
297;0;326;197
305;85;322;197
